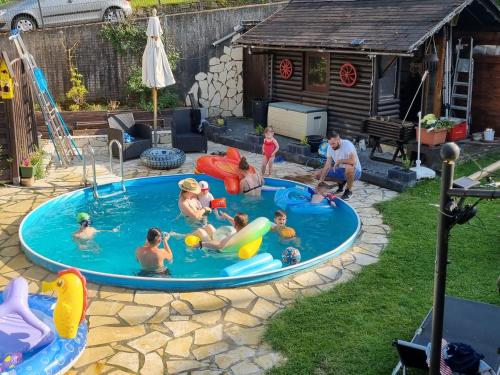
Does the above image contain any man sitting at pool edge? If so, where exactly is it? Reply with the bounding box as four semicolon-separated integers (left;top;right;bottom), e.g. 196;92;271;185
136;228;173;277
314;131;362;201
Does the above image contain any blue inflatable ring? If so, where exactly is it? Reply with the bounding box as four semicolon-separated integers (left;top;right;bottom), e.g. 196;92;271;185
0;293;87;375
274;187;334;214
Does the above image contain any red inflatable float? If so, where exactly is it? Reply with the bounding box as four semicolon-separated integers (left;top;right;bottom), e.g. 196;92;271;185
195;148;256;194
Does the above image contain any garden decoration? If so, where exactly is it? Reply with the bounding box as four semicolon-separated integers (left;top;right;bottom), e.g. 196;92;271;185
142;8;175;147
339;63;357;87
279;58;293;80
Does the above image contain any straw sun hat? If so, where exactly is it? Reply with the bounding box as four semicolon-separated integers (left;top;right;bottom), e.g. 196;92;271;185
178;178;201;194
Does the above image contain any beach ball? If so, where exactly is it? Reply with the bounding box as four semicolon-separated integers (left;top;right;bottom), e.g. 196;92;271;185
318;141;328;158
282;247;301;265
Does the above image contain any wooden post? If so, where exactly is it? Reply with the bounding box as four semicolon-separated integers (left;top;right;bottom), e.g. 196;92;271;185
152;87;157;147
433;30;447;117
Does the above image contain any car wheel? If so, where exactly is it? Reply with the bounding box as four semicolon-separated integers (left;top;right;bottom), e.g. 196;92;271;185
13;15;37;32
103;7;124;23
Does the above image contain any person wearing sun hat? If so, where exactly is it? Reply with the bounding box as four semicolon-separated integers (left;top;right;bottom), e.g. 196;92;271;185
178;178;212;220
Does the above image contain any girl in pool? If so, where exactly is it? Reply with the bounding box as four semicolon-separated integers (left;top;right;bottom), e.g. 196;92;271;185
239;157;263;197
261;126;279;177
178;178;212;221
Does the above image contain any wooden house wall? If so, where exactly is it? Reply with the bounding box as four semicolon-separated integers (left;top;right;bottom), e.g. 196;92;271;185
270;51;373;137
0;58;38;183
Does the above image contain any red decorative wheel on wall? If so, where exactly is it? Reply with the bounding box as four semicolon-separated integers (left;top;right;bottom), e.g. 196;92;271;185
339;63;357;87
279;59;293;80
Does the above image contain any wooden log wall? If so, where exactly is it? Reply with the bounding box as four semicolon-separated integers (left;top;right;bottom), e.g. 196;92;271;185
0;58;38;183
270;51;373;137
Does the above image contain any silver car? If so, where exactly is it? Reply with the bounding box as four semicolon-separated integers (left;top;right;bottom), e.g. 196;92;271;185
0;0;133;32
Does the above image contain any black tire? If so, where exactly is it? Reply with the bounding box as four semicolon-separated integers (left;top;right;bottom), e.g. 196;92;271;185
12;15;37;32
103;7;124;23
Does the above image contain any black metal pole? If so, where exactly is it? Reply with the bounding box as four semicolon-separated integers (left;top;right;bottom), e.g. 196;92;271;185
429;142;460;375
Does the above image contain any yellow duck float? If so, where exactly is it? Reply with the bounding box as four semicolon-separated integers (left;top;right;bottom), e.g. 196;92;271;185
42;268;88;339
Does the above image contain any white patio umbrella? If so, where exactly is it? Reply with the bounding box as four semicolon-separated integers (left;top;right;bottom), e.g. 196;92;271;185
142;9;175;146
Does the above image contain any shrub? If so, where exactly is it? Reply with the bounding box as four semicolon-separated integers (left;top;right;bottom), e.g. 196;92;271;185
65;67;88;111
255;124;264;136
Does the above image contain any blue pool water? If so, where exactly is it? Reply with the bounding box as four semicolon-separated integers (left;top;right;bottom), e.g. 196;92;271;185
20;174;360;290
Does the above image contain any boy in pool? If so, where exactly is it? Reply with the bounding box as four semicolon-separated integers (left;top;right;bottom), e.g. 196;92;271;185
271;210;297;239
72;212;119;242
310;182;337;207
136;228;173;277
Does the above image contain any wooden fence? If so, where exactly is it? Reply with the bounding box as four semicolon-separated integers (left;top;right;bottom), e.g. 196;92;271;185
0;56;38;184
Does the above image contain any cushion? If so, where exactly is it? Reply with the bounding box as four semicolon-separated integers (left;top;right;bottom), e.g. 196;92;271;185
124;132;135;143
190;109;202;133
108;113;135;132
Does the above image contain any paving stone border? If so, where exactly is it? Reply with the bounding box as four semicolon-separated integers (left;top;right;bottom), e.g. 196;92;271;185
0;142;397;374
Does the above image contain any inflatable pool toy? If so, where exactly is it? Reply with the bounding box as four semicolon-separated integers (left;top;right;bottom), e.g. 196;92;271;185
221;253;282;277
222;217;271;258
76;212;90;223
0;353;22;372
213;225;236;241
282;247;301;265
185;235;201;247
275;187;337;214
42;268;88;339
278;226;296;239
210;197;227;209
140;147;186;170
0;276;87;374
238;237;262;259
195;147;256;194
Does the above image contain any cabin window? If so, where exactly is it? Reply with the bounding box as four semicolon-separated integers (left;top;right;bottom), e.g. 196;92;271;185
378;56;399;99
305;52;329;92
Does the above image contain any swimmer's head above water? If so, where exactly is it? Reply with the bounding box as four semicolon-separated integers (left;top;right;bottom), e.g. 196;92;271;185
76;212;91;227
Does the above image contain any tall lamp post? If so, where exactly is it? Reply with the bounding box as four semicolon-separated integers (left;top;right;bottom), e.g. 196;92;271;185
429;143;500;374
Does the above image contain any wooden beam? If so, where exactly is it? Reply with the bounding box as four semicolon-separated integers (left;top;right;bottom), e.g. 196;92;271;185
433;30;447;116
468;160;500;181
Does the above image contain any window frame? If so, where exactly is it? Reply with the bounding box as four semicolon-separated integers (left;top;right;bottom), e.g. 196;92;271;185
304;52;330;93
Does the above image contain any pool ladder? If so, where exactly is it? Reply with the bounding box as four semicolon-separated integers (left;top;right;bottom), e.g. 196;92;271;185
82;140;126;199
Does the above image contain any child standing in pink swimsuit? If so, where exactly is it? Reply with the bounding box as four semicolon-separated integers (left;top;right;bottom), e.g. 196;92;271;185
261;126;280;176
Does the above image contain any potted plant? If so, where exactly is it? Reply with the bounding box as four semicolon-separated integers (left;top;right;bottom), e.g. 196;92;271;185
245;124;265;144
30;147;45;180
205;116;227;140
288;136;311;156
419;114;452;146
388;157;416;186
19;157;34;178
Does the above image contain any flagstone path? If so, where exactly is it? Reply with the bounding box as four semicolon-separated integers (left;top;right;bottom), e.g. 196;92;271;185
0;142;397;374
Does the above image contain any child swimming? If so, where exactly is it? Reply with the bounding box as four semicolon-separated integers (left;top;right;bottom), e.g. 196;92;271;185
311;182;337;207
271;210;297;239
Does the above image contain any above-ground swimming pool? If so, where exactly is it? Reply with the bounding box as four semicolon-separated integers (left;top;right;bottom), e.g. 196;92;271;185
20;174;361;291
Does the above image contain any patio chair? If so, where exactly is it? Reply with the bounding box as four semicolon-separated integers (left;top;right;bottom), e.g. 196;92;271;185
107;113;152;161
392;339;429;375
171;108;207;153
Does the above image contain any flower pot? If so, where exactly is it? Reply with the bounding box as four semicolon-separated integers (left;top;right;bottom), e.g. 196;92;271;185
19;166;34;178
288;143;310;156
418;128;447;146
20;177;35;187
307;135;323;153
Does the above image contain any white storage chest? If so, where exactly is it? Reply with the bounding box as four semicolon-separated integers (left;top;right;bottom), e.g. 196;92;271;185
267;102;327;140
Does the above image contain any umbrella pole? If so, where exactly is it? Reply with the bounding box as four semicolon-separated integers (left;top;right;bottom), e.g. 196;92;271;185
153;87;158;147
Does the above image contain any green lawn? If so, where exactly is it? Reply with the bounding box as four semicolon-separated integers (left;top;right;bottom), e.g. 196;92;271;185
131;0;198;8
266;152;500;375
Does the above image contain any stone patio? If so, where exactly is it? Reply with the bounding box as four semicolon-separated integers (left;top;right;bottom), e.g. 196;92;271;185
0;142;397;374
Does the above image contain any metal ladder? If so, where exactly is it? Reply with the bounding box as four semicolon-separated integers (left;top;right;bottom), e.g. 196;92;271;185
9;30;81;167
82;140;126;199
450;37;474;132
